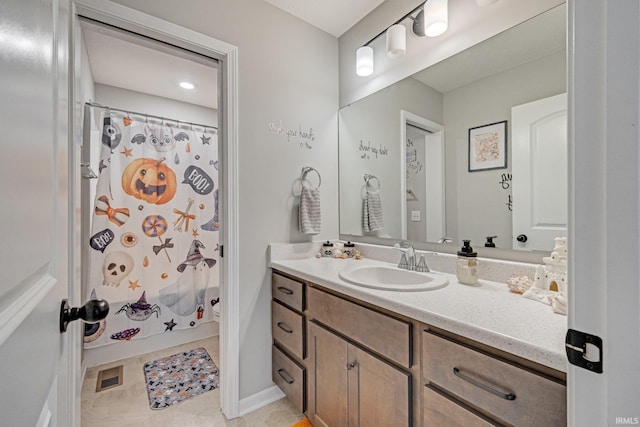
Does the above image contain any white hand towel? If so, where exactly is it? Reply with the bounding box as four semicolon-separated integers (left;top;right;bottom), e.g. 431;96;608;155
363;190;384;232
299;185;321;234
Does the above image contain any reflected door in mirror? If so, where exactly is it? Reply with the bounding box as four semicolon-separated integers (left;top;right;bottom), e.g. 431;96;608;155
512;93;567;251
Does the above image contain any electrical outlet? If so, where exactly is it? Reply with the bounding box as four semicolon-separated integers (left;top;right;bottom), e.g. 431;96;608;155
411;211;421;222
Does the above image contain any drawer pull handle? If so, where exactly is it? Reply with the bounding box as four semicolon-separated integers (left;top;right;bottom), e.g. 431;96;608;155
277;368;295;384
277;286;294;295
453;367;516;401
277;322;293;333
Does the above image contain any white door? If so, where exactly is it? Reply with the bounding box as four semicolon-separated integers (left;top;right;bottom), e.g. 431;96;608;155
0;0;76;426
511;93;567;251
570;1;640;425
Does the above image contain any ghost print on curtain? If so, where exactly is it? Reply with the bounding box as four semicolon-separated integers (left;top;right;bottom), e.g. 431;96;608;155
84;109;220;348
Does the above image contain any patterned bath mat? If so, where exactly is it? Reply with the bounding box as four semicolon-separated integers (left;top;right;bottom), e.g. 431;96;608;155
143;347;219;410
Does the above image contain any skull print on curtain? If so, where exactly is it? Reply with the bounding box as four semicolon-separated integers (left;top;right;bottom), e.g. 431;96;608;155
85;108;220;348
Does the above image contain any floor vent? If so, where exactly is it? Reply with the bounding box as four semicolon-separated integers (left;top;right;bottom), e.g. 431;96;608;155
96;365;123;392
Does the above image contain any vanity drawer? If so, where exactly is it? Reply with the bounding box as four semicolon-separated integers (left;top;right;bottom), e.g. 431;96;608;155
307;286;411;368
272;344;305;413
272;301;305;360
423;385;496;427
272;272;304;312
422;331;566;427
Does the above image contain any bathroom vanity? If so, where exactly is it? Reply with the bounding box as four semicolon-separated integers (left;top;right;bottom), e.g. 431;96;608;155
269;245;567;426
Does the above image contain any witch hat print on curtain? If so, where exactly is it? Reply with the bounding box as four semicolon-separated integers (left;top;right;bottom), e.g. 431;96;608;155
85;108;220;349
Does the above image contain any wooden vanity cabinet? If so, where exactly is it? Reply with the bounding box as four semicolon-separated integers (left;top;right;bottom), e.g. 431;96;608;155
271;272;307;413
421;329;567;426
271;270;567;427
306;307;411;427
271;270;413;427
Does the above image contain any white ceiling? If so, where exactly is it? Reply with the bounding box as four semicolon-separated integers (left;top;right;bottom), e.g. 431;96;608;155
82;24;218;110
263;0;386;37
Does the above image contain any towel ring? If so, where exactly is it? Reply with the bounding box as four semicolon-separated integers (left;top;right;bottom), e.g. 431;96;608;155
301;166;321;188
364;174;380;191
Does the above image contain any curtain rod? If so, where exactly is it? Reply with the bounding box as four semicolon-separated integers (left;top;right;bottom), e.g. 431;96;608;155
85;102;218;132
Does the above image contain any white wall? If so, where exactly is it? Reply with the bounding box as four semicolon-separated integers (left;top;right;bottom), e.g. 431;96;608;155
94;83;218;127
111;0;339;400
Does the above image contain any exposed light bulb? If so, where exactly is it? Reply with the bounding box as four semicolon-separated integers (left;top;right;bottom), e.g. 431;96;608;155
424;0;448;37
356;46;374;77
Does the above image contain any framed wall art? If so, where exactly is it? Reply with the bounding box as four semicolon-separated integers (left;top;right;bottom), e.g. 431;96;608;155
468;120;508;172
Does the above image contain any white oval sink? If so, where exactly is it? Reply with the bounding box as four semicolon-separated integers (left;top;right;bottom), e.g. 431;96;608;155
339;265;448;291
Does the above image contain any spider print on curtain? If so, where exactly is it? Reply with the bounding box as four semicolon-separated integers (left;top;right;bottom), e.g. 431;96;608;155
84;109;220;348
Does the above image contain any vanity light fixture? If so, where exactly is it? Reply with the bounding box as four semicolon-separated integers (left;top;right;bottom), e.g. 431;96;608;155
424;0;448;37
356;46;374;76
179;81;196;90
386;24;406;58
355;0;449;76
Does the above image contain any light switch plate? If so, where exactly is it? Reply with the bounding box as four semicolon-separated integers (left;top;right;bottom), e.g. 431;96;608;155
411;211;421;221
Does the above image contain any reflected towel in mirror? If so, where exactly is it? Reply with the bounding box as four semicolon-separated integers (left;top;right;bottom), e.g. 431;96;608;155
363;189;384;232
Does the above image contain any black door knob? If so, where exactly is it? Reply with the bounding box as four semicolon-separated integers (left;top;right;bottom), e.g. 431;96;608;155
516;234;528;243
60;298;110;333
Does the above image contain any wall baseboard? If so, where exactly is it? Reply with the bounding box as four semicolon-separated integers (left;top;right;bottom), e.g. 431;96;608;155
238;385;285;417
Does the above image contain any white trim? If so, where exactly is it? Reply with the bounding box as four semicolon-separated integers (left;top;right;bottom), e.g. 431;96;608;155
219;44;241;419
72;0;241;419
237;386;286;417
0;273;57;347
400;110;446;242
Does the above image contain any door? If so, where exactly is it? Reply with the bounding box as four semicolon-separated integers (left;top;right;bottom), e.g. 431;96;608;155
570;1;640;425
0;0;74;426
347;344;410;427
511;93;568;251
308;322;349;427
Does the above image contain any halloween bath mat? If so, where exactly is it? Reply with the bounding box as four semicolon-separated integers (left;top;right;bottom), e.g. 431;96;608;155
143;347;219;409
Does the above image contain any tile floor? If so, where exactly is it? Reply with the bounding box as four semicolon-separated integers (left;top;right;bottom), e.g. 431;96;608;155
82;337;304;427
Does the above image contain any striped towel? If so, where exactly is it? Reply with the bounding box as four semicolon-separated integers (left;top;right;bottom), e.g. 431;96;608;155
363;190;384;232
299;185;321;234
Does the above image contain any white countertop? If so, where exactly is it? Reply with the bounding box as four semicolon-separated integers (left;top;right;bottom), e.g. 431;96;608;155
270;252;568;373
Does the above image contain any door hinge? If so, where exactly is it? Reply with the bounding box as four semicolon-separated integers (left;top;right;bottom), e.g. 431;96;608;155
219;244;224;258
565;329;603;373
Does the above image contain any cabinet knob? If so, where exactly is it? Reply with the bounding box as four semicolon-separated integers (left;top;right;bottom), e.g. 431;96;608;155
516;234;528;243
346;361;357;370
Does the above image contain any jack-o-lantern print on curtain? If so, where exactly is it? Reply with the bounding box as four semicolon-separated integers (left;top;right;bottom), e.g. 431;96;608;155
85;108;220;348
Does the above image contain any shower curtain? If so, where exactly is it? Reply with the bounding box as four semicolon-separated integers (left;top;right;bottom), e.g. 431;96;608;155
84;108;220;348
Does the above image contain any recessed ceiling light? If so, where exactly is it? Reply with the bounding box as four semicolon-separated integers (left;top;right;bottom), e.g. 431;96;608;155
179;81;196;90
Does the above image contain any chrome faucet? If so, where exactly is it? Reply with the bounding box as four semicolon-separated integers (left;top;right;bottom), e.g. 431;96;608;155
393;242;430;272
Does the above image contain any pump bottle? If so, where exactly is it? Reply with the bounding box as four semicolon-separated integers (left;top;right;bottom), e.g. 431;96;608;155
457;240;478;285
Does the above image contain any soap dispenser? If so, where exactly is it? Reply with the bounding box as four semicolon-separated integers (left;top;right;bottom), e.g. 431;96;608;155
457;240;478;285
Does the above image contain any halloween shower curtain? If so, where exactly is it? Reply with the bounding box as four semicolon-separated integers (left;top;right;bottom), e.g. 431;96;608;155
84;108;220;348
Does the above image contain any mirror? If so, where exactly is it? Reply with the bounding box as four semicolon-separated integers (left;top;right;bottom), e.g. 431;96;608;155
339;4;567;253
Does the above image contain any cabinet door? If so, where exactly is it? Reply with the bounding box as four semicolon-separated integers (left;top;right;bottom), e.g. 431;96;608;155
347;344;411;427
308;322;348;427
